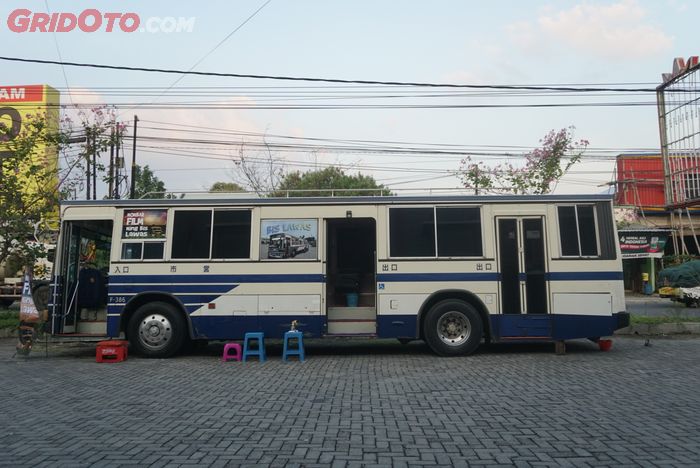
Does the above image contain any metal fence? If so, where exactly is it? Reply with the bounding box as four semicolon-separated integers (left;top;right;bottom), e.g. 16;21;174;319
657;56;700;208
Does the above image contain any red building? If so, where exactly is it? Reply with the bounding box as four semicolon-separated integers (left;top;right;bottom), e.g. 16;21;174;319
615;154;665;210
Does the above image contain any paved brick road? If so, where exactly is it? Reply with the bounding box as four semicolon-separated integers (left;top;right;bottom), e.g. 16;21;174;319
1;336;699;467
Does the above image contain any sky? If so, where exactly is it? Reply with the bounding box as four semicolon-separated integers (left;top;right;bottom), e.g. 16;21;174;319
0;0;696;196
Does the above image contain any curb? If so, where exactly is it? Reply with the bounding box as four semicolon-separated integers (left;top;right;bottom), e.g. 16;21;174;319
616;322;700;336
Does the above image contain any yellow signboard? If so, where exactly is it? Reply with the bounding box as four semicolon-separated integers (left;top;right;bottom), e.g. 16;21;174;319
0;84;60;230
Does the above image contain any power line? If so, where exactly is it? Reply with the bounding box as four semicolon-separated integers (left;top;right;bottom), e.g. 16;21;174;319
135;118;659;153
153;0;274;102
44;0;73;106
128;130;648;161
13;101;656;110
0;55;667;92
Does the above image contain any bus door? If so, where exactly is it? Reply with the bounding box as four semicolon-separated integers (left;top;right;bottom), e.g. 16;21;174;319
53;220;113;335
56;222;80;334
496;217;550;339
324;218;377;336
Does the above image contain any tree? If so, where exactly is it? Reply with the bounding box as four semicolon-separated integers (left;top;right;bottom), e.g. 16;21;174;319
0;112;64;267
60;106;126;200
0;106;126;270
131;165;166;199
209;181;245;192
230;141;286;196
458;157;497;195
458;127;589;195
273;166;390;197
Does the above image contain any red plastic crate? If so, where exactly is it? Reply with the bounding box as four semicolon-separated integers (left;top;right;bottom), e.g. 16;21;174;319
96;340;128;363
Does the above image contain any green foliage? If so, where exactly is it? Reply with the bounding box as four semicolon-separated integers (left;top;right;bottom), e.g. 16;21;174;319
631;315;700;325
273;166;390;197
0;112;64;267
132;165;166;199
458;157;496;194
0;310;19;330
209;181;245;192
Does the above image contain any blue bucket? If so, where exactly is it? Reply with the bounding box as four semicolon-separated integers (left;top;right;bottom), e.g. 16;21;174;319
346;293;359;307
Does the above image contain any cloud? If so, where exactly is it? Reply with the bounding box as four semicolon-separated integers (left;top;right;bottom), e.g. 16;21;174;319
58;88;274;193
665;0;687;12
506;0;673;60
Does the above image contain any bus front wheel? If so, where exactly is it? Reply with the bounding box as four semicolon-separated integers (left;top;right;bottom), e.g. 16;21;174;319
128;302;186;358
423;300;482;356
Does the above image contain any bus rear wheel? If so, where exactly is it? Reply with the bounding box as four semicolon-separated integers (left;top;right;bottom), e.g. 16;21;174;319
128;302;186;358
423;300;482;356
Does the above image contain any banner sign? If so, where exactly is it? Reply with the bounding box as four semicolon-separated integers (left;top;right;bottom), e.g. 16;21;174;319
260;219;317;260
122;209;168;238
19;271;40;323
619;231;669;259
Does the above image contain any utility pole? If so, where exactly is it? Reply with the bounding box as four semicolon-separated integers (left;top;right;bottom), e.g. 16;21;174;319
85;128;91;200
92;130;97;201
108;125;115;198
130;115;139;199
115;139;122;199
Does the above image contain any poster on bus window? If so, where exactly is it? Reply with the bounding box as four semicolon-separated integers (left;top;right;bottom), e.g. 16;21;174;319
260;219;318;260
122;210;168;239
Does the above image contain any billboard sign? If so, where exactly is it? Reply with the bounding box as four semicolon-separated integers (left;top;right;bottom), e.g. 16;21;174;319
0;84;60;219
618;230;669;259
122;210;168;239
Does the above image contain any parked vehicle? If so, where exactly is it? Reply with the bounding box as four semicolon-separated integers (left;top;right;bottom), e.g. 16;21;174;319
659;260;700;307
47;194;628;357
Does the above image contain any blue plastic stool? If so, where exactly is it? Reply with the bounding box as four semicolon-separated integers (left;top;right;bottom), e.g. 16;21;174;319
242;332;266;362
282;330;305;362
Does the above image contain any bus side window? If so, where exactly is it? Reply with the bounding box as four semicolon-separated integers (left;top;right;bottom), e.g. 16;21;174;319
121;243;142;260
557;205;599;258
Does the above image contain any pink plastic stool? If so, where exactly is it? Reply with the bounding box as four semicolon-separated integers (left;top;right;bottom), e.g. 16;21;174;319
222;343;242;362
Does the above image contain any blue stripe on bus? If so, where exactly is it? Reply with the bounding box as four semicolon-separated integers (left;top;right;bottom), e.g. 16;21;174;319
110;284;236;294
106;271;622;287
108;294;222;307
490;313;622;341
109;274;325;284
547;271;623;281
105;312;625;342
377;271;622;282
376;273;499;282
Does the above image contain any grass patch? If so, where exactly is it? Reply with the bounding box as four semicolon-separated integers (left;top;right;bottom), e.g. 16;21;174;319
631;315;700;325
0;310;19;330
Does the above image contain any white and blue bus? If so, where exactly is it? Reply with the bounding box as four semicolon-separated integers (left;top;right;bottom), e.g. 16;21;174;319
48;194;629;357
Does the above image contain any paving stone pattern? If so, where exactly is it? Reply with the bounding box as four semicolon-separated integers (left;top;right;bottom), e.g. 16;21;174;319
0;337;699;467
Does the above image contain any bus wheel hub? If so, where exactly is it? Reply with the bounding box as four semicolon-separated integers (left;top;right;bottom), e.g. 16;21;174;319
139;314;172;348
437;311;470;346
